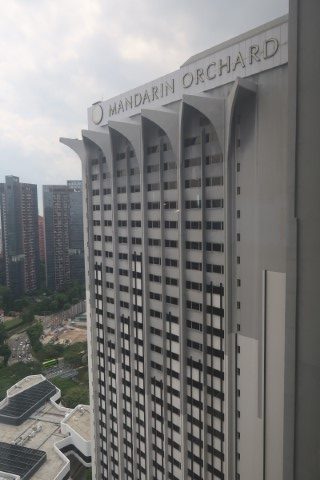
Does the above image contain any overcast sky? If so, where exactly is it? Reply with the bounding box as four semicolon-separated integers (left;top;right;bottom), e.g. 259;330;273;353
0;0;288;212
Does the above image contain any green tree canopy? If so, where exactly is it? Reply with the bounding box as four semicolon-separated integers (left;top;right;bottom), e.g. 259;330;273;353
0;324;8;345
27;322;43;352
0;344;11;365
0;286;14;313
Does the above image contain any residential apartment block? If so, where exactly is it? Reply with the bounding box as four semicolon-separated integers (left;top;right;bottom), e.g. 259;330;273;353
0;176;40;296
43;181;84;291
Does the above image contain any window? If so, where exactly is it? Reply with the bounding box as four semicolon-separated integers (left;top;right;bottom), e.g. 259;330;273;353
119;236;128;244
185;200;201;209
186;300;202;312
147;164;159;173
186;261;202;271
164;201;177;209
131;202;141;210
148;220;160;228
149;238;161;246
149;256;161;265
185;178;201;188
165;258;178;267
186;280;202;291
147;145;159;154
131;220;141;228
186;221;202;229
164;220;177;229
187;339;203;351
206;221;223;230
206;264;224;274
164;181;177;190
206;176;223;187
206;242;224;252
165;239;178;248
206;154;223;165
166;295;178;305
131;184;140;193
166;277;178;286
132;237;142;245
104;220;112;227
186;319;203;331
185;157;201;168
150;273;161;283
147;182;160;191
118;203;127;211
150;291;162;301
117;186;126;194
151;344;162;354
163;161;176;170
186;241;202;250
184;136;200;147
118;220;127;227
148;201;160;210
150;309;162;319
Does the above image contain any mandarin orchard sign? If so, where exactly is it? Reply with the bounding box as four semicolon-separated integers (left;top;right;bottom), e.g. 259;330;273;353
90;19;288;126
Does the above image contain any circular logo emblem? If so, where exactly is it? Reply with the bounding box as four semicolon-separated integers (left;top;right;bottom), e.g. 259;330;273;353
92;104;103;125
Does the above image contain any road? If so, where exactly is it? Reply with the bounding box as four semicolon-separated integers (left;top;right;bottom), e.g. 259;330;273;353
44;363;78;380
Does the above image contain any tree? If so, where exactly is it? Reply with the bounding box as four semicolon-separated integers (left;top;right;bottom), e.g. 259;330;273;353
0;286;14;313
27;323;43;352
21;307;35;324
0;344;11;365
63;342;87;368
63;385;89;408
85;469;92;480
0;324;8;345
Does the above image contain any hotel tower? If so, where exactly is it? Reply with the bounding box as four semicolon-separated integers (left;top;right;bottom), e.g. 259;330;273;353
61;15;295;480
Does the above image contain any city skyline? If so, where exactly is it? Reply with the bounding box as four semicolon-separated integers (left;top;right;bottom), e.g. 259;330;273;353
0;0;288;209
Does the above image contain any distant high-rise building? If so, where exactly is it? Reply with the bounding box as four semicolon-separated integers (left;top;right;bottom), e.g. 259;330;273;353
38;215;45;262
43;185;71;291
67;180;85;284
0;176;40;296
43;181;84;291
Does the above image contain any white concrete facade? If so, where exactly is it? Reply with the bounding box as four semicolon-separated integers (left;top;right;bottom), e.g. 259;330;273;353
61;15;289;480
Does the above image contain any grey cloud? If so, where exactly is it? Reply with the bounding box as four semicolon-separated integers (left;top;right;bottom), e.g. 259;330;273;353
0;0;288;214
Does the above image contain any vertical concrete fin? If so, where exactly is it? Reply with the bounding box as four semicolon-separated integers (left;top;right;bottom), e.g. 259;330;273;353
82;129;113;175
108;119;142;170
182;94;225;149
60;138;87;162
225;77;257;153
141;107;180;157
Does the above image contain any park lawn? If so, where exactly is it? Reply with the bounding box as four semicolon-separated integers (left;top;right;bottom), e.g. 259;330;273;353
4;317;23;331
